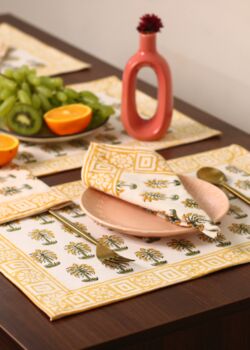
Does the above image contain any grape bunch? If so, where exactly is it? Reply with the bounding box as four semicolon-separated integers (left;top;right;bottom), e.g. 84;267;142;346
0;66;114;135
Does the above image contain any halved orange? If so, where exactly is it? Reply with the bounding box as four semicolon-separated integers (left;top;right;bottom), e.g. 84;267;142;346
0;133;19;166
44;104;92;136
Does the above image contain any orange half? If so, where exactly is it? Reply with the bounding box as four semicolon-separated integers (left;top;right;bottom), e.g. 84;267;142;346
0;133;19;166
44;104;92;136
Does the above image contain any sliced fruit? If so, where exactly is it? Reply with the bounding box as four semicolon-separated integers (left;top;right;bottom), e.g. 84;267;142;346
44;104;92;135
0;133;19;166
7;104;43;136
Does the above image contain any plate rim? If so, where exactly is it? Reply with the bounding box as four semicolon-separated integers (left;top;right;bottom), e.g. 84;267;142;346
80;188;196;236
0;117;109;144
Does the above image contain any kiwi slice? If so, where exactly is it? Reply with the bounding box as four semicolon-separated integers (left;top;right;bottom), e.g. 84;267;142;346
7;103;43;136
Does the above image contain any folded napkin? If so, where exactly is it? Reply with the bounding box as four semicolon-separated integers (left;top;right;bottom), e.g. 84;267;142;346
0;165;70;224
82;143;220;238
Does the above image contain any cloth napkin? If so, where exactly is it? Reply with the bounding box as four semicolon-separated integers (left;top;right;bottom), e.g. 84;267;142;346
82;143;220;238
0;165;70;224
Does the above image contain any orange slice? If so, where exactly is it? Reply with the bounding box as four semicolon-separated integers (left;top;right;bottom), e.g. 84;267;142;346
0;133;19;166
44;104;92;136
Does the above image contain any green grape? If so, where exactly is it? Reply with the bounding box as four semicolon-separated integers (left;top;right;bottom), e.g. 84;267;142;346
39;93;52;111
50;96;61;107
0;76;17;91
56;91;67;102
98;104;115;118
27;74;41;86
36;86;53;98
78;98;99;111
51;77;63;88
0;96;16;118
17;90;32;105
31;93;41;109
40;76;54;89
21;82;31;96
13;70;25;83
0;88;14;101
3;68;14;79
79;91;99;104
18;65;30;76
64;88;78;100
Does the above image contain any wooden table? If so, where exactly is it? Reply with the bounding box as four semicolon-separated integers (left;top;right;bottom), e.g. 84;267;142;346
0;14;249;350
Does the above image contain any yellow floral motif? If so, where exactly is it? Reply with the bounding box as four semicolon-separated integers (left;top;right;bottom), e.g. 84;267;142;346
109;152;134;169
141;192;166;202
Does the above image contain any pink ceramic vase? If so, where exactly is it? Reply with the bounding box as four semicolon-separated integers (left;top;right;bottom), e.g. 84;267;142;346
122;33;173;141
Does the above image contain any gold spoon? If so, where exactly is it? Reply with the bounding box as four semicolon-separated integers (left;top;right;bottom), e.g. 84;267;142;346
197;167;250;205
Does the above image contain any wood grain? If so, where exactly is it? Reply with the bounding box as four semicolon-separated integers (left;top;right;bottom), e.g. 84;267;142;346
0;13;249;350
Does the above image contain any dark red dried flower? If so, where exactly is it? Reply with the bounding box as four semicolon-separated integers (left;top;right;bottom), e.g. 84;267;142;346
137;14;163;33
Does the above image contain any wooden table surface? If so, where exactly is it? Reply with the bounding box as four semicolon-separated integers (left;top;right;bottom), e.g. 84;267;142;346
0;14;249;350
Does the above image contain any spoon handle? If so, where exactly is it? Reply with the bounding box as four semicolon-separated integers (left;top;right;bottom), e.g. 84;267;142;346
222;183;250;205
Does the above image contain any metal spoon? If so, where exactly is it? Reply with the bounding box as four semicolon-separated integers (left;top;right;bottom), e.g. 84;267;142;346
197;167;250;205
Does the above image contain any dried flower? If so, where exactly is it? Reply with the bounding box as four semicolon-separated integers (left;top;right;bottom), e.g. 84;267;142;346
137;14;163;34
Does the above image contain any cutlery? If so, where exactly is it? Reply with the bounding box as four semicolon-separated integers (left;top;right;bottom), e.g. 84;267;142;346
49;209;134;268
197;167;250;205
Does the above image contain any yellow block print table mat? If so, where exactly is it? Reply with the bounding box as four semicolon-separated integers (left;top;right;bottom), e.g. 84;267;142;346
0;165;70;224
12;76;221;177
0;144;249;320
0;23;90;75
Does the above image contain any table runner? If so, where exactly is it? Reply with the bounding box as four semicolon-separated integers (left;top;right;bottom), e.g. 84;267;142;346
0;23;90;75
0;144;249;320
13;76;221;177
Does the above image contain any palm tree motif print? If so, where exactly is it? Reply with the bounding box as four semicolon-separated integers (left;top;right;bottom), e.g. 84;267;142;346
198;233;231;247
235;180;250;190
141;237;161;244
95;134;121;145
182;198;199;208
183;213;212;232
114;263;133;274
145;179;180;189
41;144;66;157
228;223;250;238
30;249;60;268
2;220;21;232
68;139;89;149
29;229;57;245
227;205;247;219
225;165;248;176
116;181;137;194
16;151;36;164
0;174;16;183
34;213;55;225
65;242;94;259
104;123;115;132
60;204;85;218
67;263;98;282
167;239;200;256
168;209;181;225
141;192;179;202
61;222;89;238
0;184;32;196
98;235;128;251
135;248;167;265
223;189;236;200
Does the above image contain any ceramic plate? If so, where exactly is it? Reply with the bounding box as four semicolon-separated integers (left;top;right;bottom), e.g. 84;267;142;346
80;175;229;237
0;117;109;144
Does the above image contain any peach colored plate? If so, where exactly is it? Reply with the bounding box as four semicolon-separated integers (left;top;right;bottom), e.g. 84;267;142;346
80;175;229;237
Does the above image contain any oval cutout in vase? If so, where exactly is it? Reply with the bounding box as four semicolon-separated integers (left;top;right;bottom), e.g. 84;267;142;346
122;14;173;141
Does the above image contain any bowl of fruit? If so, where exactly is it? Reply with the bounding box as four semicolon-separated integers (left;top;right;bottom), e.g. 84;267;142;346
0;66;114;143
